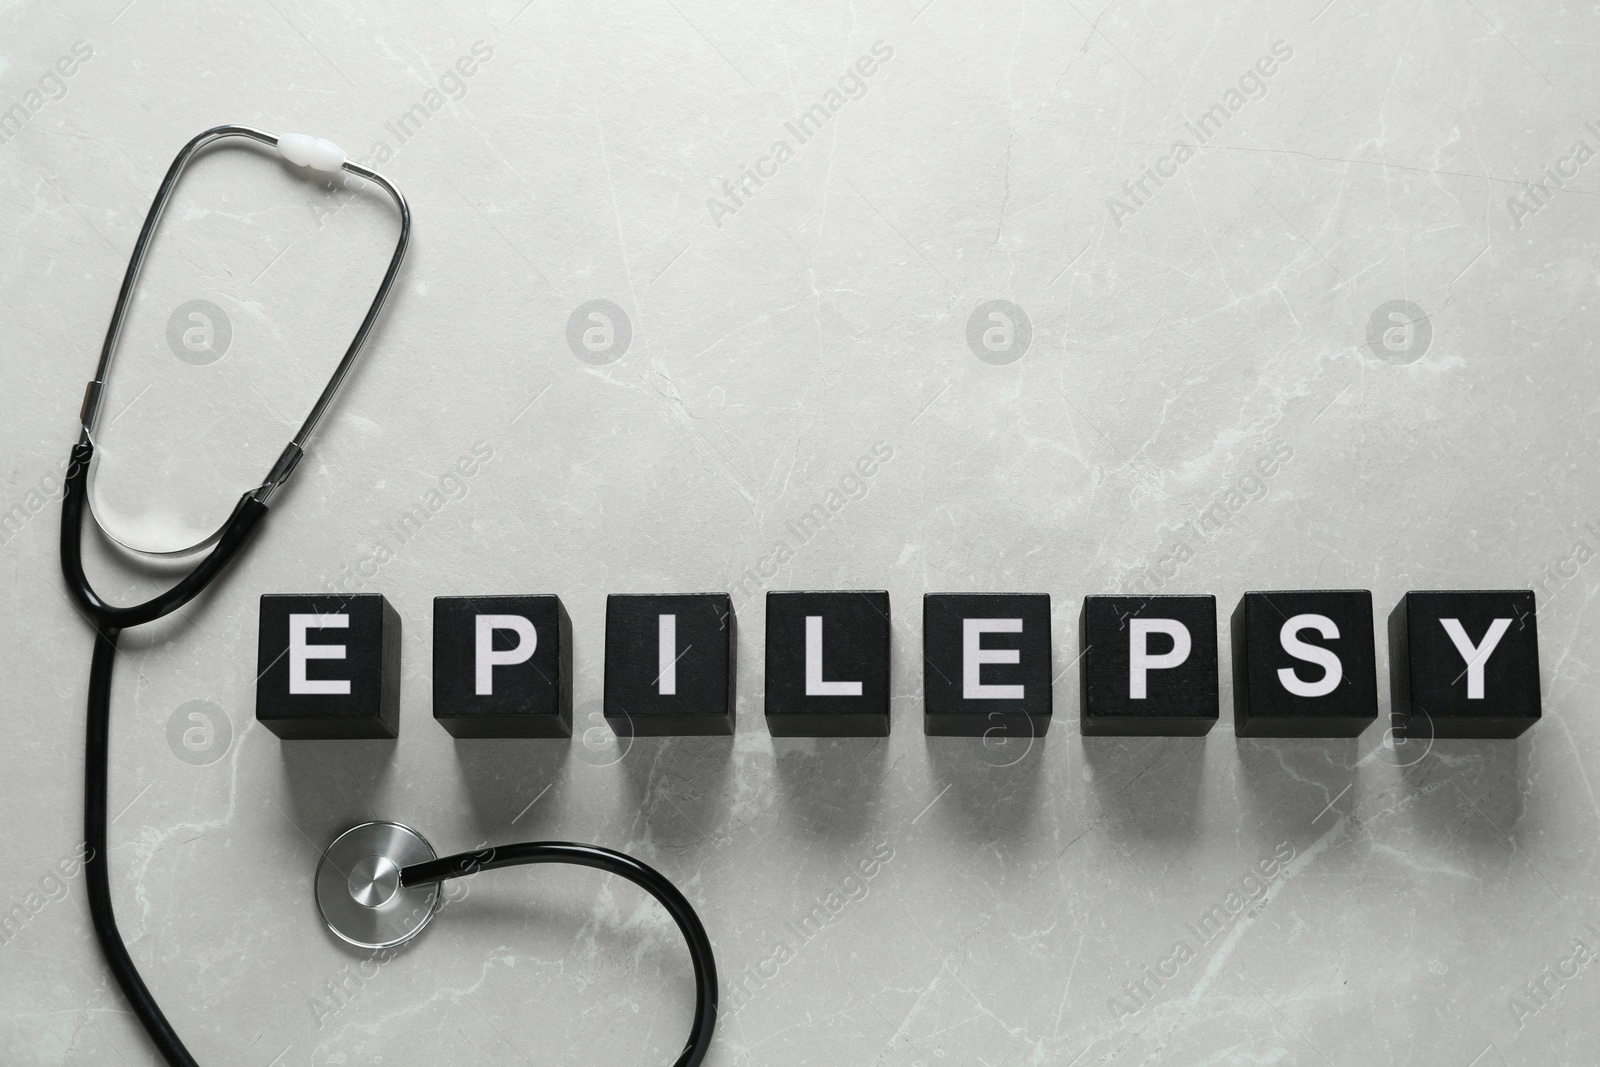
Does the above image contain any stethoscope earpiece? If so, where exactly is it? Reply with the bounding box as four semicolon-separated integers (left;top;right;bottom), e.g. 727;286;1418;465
315;822;440;951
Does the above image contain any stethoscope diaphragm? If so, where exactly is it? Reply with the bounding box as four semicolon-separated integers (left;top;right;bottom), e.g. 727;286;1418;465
315;821;440;950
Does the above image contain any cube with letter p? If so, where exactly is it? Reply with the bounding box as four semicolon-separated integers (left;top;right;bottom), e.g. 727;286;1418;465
433;595;572;738
257;594;401;739
1080;595;1218;736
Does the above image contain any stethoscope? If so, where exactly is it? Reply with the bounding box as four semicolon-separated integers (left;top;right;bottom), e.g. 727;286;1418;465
59;126;717;1067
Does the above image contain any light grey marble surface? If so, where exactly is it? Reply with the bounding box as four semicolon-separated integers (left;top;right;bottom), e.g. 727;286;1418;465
2;1;1598;1064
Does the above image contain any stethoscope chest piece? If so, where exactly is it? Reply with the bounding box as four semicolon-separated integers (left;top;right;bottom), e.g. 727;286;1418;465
315;821;439;950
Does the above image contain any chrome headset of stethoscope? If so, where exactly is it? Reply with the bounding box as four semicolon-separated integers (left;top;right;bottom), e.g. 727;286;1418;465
59;126;717;1067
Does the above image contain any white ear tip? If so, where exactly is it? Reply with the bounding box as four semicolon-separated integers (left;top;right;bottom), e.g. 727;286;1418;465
277;133;346;173
309;138;345;171
278;132;315;166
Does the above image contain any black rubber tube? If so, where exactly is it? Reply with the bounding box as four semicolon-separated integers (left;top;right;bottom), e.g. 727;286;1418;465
402;843;718;1067
82;625;201;1067
65;439;265;1067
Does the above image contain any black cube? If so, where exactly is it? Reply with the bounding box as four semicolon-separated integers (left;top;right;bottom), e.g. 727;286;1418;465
256;593;401;740
1388;590;1540;738
604;593;736;736
433;595;572;738
1230;590;1378;737
923;593;1052;738
764;590;890;737
1080;595;1217;736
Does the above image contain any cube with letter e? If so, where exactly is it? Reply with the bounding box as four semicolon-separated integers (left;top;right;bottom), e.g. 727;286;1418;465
256;594;401;739
923;593;1052;738
433;595;572;738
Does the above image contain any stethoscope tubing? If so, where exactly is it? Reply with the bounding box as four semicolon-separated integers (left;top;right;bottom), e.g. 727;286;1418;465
402;842;719;1067
64;443;260;1067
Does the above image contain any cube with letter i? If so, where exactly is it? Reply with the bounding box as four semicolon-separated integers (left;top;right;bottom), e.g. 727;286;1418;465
1080;595;1218;736
923;593;1052;738
1388;590;1540;738
604;593;736;736
433;595;572;738
256;594;401;739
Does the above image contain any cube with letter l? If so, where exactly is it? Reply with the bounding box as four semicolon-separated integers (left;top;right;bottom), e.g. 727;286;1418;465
765;590;891;737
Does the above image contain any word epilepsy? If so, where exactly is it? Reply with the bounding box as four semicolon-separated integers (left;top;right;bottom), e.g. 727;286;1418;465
255;588;1540;742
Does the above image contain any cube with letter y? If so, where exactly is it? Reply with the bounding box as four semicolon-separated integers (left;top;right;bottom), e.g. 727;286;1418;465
256;594;401;739
1388;590;1540;738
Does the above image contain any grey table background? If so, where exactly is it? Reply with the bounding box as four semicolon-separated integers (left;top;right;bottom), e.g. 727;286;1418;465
2;1;1597;1064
